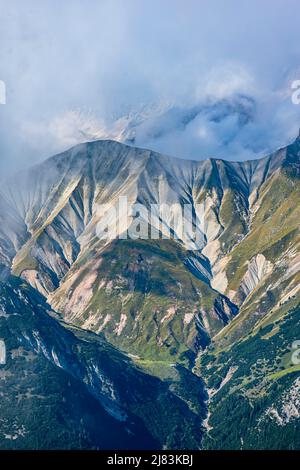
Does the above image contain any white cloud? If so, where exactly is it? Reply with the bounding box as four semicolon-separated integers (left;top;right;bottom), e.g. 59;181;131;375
1;0;300;171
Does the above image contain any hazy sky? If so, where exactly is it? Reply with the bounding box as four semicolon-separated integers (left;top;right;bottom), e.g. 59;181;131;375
1;0;300;173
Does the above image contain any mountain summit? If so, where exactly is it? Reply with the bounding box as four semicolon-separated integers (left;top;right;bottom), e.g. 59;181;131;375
0;137;299;449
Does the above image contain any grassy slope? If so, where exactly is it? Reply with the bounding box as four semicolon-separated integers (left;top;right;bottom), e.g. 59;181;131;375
197;155;300;449
51;238;235;365
215;169;300;348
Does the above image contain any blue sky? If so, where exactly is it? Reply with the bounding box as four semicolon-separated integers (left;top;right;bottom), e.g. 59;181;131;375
1;0;300;173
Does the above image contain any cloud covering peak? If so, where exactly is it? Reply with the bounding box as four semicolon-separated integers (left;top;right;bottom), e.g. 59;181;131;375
1;0;300;172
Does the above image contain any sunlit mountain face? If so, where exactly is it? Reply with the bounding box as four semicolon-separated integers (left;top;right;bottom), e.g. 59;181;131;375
1;0;300;453
0;134;300;449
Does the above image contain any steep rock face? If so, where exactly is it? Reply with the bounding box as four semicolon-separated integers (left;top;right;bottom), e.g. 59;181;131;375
239;254;273;300
0;137;299;359
0;194;28;272
0;276;206;449
213;142;300;348
1;139;285;280
0;136;299;450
